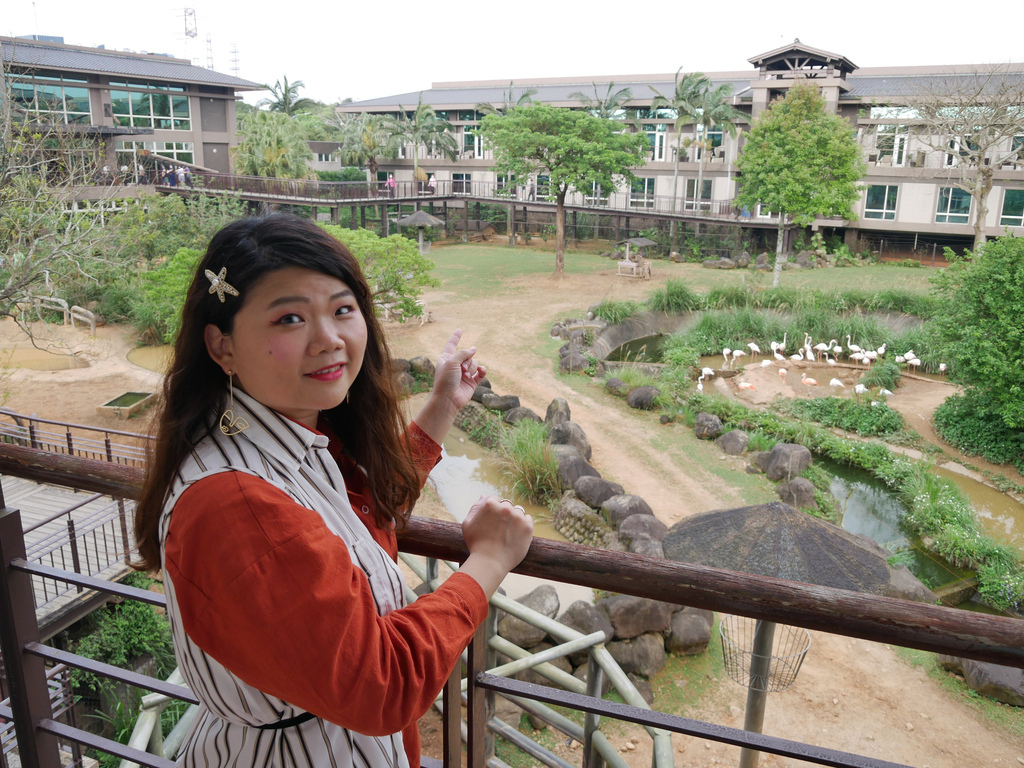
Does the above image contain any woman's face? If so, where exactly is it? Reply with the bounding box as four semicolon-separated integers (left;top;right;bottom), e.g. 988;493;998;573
204;266;367;430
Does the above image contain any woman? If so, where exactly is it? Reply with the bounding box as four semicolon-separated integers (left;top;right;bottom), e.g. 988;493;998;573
133;214;533;768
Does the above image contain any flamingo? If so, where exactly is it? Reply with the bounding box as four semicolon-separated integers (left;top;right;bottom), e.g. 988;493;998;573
864;350;878;364
747;342;761;360
813;342;830;361
879;388;894;397
895;355;906;364
826;355;837;366
777;332;788;353
701;367;715;378
876;343;887;357
854;383;869;396
790;350;805;361
907;357;921;373
737;381;756;392
732;349;746;366
850;352;865;365
773;351;786;362
846;335;862;354
801;373;818;386
904;349;916;359
829;378;844;388
760;359;773;368
938;363;947;377
723;348;732;368
833;344;843;358
778;368;788;381
696;373;705;393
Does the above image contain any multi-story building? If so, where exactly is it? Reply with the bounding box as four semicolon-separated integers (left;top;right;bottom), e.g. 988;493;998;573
338;41;1024;253
2;34;260;177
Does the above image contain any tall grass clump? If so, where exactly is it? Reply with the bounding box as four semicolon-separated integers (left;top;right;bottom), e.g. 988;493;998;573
860;361;902;391
498;420;563;506
779;397;904;437
593;299;643;325
647;279;701;314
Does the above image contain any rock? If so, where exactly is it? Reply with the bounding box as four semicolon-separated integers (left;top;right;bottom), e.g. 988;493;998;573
626;386;661;410
759;443;813;481
471;384;492;403
494;696;524;726
545;398;571;426
694;412;724;440
665;608;714;656
570;328;586;342
627;673;656;705
552;496;622;550
548;421;592;460
497;585;559;649
504;406;543;425
481;392;521;412
605;632;667;676
659;414;673;425
558;600;615;665
776;477;818;509
551;324;564;338
628;536;664;558
619;514;669;544
392;358;412;373
716;258;737;270
886;565;940;604
601;494;655;529
736;251;752;267
559;351;590;373
574;476;625;509
409;355;435;377
479;377;492;390
598;595;672;639
755;252;771;269
715;429;749;455
550;445;601;488
558;342;579;359
794;250;813;269
605;377;629;397
938;656;1024;706
395;371;416;395
573;666;612;696
702;259;720;269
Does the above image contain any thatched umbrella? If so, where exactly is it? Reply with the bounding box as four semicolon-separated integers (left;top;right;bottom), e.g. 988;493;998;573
397;209;445;254
663;501;891;768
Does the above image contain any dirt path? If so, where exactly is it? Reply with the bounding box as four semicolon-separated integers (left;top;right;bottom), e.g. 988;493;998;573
6;256;1022;767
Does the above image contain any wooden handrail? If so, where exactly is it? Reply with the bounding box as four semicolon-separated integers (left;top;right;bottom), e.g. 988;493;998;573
2;443;1022;668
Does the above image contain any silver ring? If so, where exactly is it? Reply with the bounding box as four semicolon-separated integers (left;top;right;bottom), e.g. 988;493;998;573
500;498;514;506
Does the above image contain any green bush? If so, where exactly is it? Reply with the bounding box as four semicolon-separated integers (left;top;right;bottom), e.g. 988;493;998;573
780;397;904;437
934;389;1024;469
129;247;203;343
647;279;701;314
860;361;901;391
592;299;643;325
498;420;563;506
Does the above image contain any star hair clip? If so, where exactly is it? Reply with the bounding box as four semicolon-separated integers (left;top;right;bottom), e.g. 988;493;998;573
205;267;239;303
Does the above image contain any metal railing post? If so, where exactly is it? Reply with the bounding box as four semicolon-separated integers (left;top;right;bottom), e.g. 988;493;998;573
0;507;62;768
583;651;605;768
465;622;488;768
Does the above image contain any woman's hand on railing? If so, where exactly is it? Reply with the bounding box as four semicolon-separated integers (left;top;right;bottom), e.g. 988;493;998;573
459;495;534;599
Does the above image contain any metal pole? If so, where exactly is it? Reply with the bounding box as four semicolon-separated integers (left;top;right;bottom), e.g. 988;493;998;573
739;620;777;768
583;652;605;768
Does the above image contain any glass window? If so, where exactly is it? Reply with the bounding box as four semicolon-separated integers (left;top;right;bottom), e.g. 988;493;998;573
865;185;898;220
630;177;655;208
936;187;972;224
452;172;472;193
1000;189;1024;227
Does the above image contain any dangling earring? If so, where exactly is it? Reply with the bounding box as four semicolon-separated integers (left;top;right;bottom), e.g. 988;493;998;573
220;372;249;436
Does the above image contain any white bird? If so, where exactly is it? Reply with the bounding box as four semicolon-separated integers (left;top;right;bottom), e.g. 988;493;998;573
864;350;879;364
826;355;837;366
938;363;947;377
907;357;921;372
854;383;869;395
697;373;705;393
846;335;862;354
760;359;773;368
777;332;788;353
778;368;788;380
737;381;756;392
747;342;761;359
813;342;830;361
701;367;715;378
773;351;786;362
850;352;865;364
895;355;906;364
790;350;805;361
904;349;916;359
801;373;818;386
879;388;894;396
829;378;844;388
876;343;887;357
723;348;732;368
833;345;843;358
732;349;747;366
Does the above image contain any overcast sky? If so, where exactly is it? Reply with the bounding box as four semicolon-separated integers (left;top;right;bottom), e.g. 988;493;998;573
6;0;1023;105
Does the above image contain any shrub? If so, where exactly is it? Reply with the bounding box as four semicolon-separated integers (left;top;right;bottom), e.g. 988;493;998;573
498;420;563;506
647;279;701;314
779;397;904;437
860;361;901;391
592;299;643;325
129;247;203;343
934;389;1024;469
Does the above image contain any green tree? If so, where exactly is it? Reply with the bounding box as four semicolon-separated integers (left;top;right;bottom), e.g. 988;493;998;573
232;111;315;178
692;82;743;218
320;225;439;319
338;113;400;181
258;75;318;116
735;83;866;287
931;237;1024;431
569;82;634;119
650;68;708;252
393;94;458;181
476;82;538;117
481;104;648;275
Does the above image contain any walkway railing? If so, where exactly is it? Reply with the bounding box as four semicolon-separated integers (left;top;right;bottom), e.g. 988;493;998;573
0;409;150;467
3;447;1023;768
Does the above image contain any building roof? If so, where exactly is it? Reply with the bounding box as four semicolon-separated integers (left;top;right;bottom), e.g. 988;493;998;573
1;36;261;90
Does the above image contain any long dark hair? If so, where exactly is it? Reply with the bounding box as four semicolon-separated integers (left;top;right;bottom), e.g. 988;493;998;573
133;214;419;572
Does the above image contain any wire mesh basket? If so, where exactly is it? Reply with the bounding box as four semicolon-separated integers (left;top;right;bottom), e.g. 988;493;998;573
719;615;811;693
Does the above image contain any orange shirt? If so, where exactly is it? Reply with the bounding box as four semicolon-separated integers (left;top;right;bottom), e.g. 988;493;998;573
163;423;485;767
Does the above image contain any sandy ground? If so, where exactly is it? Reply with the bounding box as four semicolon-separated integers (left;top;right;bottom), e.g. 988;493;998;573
5;260;1023;767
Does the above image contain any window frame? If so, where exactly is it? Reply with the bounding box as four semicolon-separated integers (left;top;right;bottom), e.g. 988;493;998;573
864;184;899;220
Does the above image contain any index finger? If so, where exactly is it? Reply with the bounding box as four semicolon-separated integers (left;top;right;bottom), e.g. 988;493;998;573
441;328;464;358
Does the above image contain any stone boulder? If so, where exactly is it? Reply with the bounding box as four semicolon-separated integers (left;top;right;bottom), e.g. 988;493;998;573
794;250;813;269
497;584;559;649
551;323;564;338
409;355;435;377
392;358;412;373
605;378;629;397
665;607;714;656
758;443;813;481
619;514;669;545
504;406;543;425
606;633;667;677
598;595;672;639
776;477;817;509
628;536;664;558
626;386;661;410
559;351;589;373
481;392;521;412
471;384;492;403
558;342;578;359
755;252;771;269
453;401;501;449
715;429;749;455
548;421;592;461
557;601;615;666
574;476;625;509
736;251;752;267
886;565;940;604
545;398;571;427
550;445;600;488
627;673;655;705
601;494;654;529
938;656;1024;706
552;496;622;550
395;371;416;395
694;412;724;440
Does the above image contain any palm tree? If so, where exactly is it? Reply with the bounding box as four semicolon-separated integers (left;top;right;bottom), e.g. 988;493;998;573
258;75;318;116
476;82;538;116
232;111;315;179
650;68;708;252
393;93;457;181
692;83;744;215
570;82;634;119
338;113;400;182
